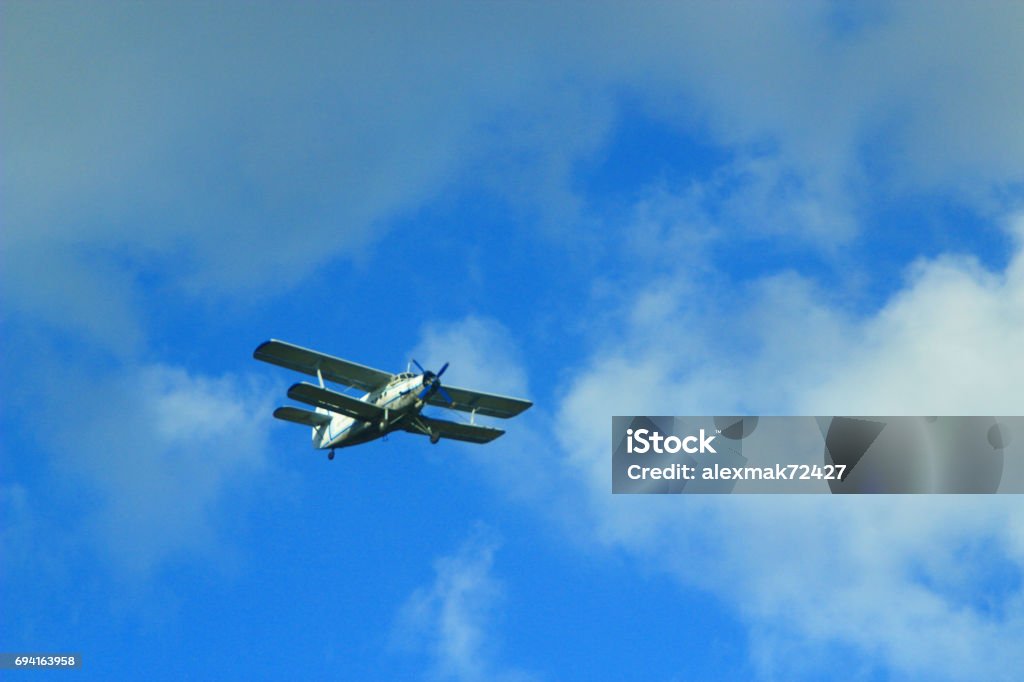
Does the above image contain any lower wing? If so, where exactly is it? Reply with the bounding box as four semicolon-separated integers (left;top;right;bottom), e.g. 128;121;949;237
403;415;505;444
273;406;332;426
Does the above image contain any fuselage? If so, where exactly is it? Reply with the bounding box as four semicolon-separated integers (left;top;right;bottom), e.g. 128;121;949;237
313;372;429;449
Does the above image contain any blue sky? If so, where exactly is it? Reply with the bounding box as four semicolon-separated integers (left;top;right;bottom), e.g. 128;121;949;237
3;2;1024;679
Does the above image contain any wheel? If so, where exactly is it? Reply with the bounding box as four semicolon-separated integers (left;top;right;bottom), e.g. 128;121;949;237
430;432;441;445
328;450;335;460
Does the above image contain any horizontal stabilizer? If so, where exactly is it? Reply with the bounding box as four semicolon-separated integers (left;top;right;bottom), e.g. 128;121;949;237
404;415;505;444
287;382;383;422
273;406;332;427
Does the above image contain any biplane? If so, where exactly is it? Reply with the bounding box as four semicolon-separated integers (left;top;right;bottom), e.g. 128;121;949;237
254;340;532;459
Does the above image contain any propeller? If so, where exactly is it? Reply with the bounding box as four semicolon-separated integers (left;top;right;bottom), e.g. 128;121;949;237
413;359;453;404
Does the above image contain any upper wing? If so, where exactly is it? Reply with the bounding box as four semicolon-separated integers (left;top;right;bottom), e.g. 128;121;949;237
426;386;532;419
254;339;392;392
403;415;505;444
287;382;384;422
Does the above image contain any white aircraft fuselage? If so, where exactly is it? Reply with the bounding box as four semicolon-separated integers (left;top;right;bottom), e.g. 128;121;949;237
315;372;430;449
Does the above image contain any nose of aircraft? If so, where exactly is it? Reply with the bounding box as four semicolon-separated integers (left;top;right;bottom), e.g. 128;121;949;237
412;360;452;404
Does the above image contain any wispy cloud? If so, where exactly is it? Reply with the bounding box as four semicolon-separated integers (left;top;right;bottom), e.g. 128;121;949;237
409;316;561;509
395;524;537;682
411;316;530;400
50;363;278;575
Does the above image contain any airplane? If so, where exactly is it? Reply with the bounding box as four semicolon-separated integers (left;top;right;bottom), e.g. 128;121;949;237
254;339;532;460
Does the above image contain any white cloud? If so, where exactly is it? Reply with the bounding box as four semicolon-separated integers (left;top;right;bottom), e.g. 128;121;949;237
50;363;278;574
395;524;536;682
409;316;563;508
403;295;1015;677
0;4;527;346
550;214;1024;679
803;220;1024;413
410;316;530;401
5;2;1023;350
607;2;1024;197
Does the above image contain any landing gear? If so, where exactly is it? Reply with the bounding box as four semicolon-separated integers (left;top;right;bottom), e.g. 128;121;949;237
328;449;335;460
430;432;441;445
